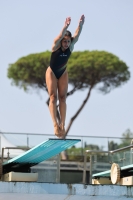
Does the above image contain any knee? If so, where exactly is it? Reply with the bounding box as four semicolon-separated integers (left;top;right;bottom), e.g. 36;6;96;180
59;94;66;103
49;94;57;104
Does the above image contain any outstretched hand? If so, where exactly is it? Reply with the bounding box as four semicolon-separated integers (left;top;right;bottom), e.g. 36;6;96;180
65;17;71;27
79;15;85;26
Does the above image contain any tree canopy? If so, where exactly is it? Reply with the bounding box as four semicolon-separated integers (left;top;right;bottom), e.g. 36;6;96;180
8;51;50;91
8;50;130;93
7;50;130;134
68;51;130;93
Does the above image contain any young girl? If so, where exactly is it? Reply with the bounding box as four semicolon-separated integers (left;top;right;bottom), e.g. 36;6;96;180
45;15;85;138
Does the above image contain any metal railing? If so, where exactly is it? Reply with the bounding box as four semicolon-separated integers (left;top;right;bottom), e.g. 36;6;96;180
83;144;133;184
1;132;133;183
1;132;133;151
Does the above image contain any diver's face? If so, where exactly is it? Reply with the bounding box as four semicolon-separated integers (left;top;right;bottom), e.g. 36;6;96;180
61;36;71;50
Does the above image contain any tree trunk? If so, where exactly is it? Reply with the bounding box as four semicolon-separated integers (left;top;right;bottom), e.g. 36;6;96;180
65;85;93;136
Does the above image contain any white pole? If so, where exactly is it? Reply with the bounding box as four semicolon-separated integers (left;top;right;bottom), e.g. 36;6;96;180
0;135;1;153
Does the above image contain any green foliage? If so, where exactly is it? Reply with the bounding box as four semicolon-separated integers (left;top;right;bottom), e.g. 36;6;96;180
67;50;130;93
119;129;133;148
8;50;130;93
66;144;104;161
66;129;133;161
108;129;133;151
108;141;119;151
84;143;101;150
8;51;51;91
66;147;84;161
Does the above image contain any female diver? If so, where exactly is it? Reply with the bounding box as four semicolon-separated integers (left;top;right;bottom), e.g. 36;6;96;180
45;15;85;138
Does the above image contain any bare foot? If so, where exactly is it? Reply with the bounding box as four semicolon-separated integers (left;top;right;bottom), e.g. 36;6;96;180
59;123;66;138
54;124;61;137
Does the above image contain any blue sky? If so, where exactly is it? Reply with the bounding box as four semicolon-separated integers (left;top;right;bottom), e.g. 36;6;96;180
0;0;133;139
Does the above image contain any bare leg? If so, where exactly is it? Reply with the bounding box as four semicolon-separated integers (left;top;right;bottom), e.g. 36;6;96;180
58;71;68;136
45;67;61;137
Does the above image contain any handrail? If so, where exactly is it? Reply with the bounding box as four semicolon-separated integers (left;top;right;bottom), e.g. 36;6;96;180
2;147;30;150
86;150;109;154
110;144;133;154
2;131;133;139
1;146;30;162
86;145;133;155
83;144;133;184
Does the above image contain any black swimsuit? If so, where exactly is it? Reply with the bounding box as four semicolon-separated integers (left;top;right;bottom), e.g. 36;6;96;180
50;47;71;79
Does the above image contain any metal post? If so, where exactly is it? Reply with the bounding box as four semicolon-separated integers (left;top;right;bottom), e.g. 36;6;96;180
56;154;60;183
130;139;133;164
89;154;92;184
82;152;87;184
81;136;83;156
1;148;4;181
107;138;109;151
0;136;1;152
27;135;29;148
7;150;10;160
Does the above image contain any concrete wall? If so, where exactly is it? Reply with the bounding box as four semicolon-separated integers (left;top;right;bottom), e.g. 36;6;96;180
0;182;133;199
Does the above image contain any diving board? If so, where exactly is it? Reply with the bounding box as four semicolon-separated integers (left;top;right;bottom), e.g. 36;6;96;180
92;164;133;179
92;163;133;185
2;139;81;175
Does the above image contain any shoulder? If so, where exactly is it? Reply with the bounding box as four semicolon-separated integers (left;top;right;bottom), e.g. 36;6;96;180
69;42;74;52
51;45;61;52
52;36;62;51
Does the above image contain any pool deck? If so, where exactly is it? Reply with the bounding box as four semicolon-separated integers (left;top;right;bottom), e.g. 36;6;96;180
0;182;133;199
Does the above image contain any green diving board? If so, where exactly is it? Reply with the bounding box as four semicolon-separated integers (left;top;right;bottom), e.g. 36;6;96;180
2;139;81;174
121;164;133;171
92;164;133;179
92;170;111;178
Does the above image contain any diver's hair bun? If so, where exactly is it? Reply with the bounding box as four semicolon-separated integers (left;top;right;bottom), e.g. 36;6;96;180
65;30;72;37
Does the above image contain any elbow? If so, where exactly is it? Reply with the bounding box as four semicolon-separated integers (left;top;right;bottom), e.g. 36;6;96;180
73;37;79;43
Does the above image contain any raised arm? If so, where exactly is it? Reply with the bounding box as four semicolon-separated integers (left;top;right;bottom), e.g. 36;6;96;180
52;17;71;51
70;15;85;50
